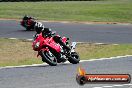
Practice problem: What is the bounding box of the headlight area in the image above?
[34,41,40,49]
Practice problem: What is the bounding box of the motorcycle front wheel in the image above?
[68,52,80,64]
[40,50,57,66]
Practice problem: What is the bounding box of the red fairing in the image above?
[27,19,32,26]
[32,33,44,51]
[32,33,61,53]
[20,19,33,27]
[62,37,67,43]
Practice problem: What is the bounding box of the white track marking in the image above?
[8,38,119,45]
[93,84,132,88]
[103,86,113,87]
[27,39,33,41]
[123,84,132,86]
[80,55,132,62]
[0,55,132,69]
[95,43,106,45]
[0,63,48,69]
[9,38,17,40]
[113,85,124,87]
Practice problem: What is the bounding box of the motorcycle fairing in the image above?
[33,33,61,53]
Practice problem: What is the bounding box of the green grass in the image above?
[0,38,42,67]
[0,38,132,67]
[0,0,132,23]
[76,43,132,59]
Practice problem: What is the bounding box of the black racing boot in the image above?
[59,40,71,51]
[53,36,71,51]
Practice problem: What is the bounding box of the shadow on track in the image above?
[17,30,35,32]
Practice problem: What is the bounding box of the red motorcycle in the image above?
[20,16,35,31]
[32,32,80,66]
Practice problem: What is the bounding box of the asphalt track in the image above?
[0,20,132,88]
[0,57,132,88]
[0,20,132,43]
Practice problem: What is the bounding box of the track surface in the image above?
[0,57,132,88]
[0,20,132,43]
[0,20,132,88]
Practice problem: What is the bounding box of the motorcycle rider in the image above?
[41,28,71,51]
[23,15,33,21]
[21,15,35,30]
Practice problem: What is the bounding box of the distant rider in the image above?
[22,15,35,30]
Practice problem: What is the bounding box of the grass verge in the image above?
[0,38,132,67]
[0,0,132,23]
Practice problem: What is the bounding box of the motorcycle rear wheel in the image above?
[68,52,80,64]
[40,50,57,66]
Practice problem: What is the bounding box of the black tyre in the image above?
[68,52,80,64]
[40,50,57,66]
